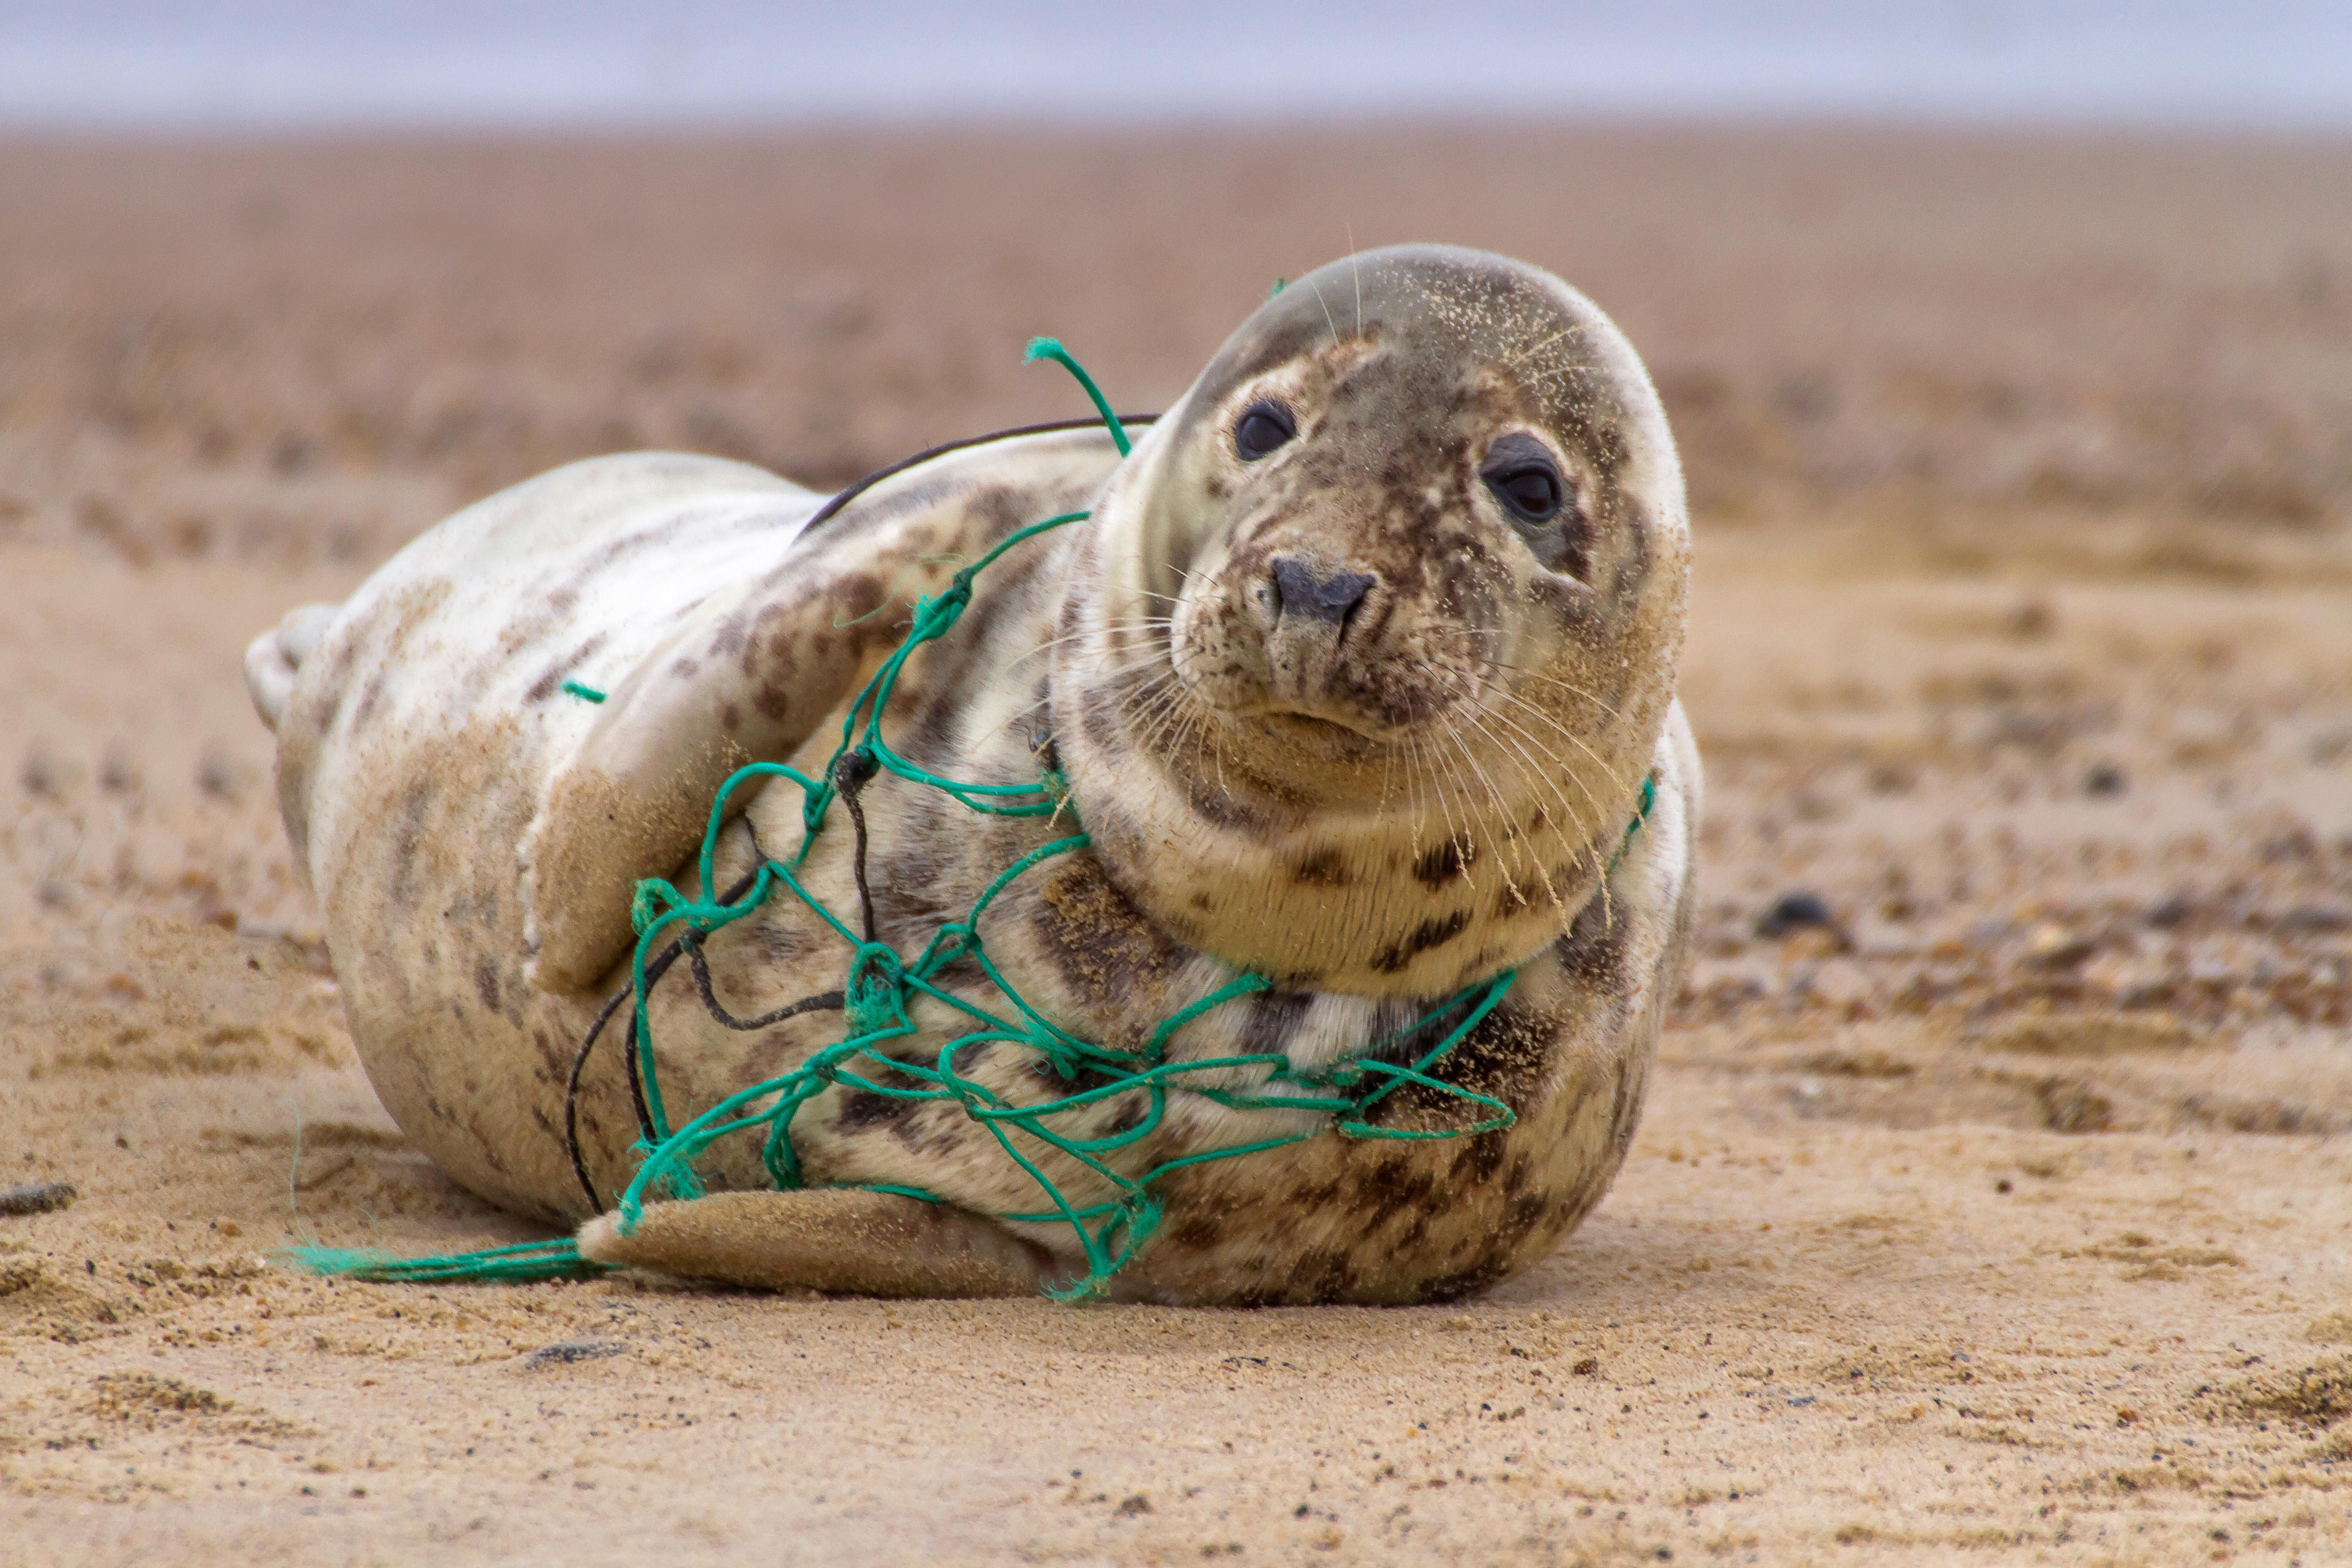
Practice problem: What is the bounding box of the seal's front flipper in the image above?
[575,1191,1053,1298]
[517,430,1124,995]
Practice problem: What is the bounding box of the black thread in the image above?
[799,414,1159,542]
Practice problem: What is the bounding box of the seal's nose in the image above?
[1269,558,1375,632]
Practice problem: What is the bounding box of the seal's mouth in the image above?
[1167,636,1464,756]
[1257,705,1388,743]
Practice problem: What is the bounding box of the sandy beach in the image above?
[3,126,2350,1564]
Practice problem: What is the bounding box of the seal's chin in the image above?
[1169,661,1456,799]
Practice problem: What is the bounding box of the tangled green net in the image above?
[289,339,1647,1298]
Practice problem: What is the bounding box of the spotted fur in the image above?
[250,246,1699,1304]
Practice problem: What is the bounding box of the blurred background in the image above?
[7,0,2352,128]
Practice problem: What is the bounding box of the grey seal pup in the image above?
[247,244,1699,1304]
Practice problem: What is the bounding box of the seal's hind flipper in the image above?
[244,603,340,732]
[575,1191,1050,1298]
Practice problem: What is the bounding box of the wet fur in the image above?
[252,246,1700,1305]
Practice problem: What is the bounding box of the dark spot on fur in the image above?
[708,611,750,660]
[1239,990,1313,1058]
[472,956,500,1014]
[837,572,887,626]
[1081,684,1122,751]
[1556,892,1629,987]
[1182,773,1267,833]
[1289,846,1350,887]
[1167,1214,1224,1251]
[1351,1152,1438,1226]
[524,632,610,704]
[1449,1134,1508,1186]
[1416,1254,1513,1305]
[351,670,387,730]
[1606,1061,1643,1158]
[1036,857,1185,1016]
[1370,909,1472,973]
[386,780,434,911]
[838,1088,918,1132]
[1357,995,1558,1128]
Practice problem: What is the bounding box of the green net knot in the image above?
[630,877,682,936]
[844,942,910,1038]
[627,1136,708,1202]
[908,582,972,639]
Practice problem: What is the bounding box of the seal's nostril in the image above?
[1269,559,1376,628]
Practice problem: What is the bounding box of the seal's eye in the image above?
[1233,400,1297,461]
[1482,434,1563,524]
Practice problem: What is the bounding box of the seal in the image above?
[247,245,1700,1305]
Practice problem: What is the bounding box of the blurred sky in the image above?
[2,0,2348,131]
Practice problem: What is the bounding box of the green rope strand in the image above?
[1023,338,1131,456]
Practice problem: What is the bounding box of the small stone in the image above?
[2004,598,2055,639]
[522,1339,629,1369]
[196,747,250,802]
[99,751,142,794]
[2083,764,2127,797]
[1116,1494,1152,1516]
[1865,761,1915,795]
[2146,895,2194,929]
[1975,1015,2193,1056]
[20,746,76,799]
[2027,923,2095,970]
[1756,892,1836,940]
[2035,1077,2115,1135]
[0,1180,78,1217]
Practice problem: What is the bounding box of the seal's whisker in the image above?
[1459,696,1591,838]
[1473,701,1599,851]
[1487,686,1623,804]
[1006,620,1174,671]
[1416,722,1483,892]
[1452,711,1550,896]
[1441,636,1629,723]
[1308,276,1342,348]
[1455,712,1568,909]
[1132,684,1198,760]
[1435,713,1525,903]
[1468,653,1627,720]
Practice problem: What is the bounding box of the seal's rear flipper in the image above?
[575,1191,1052,1298]
[244,603,341,733]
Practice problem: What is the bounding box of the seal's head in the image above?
[1053,245,1688,997]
